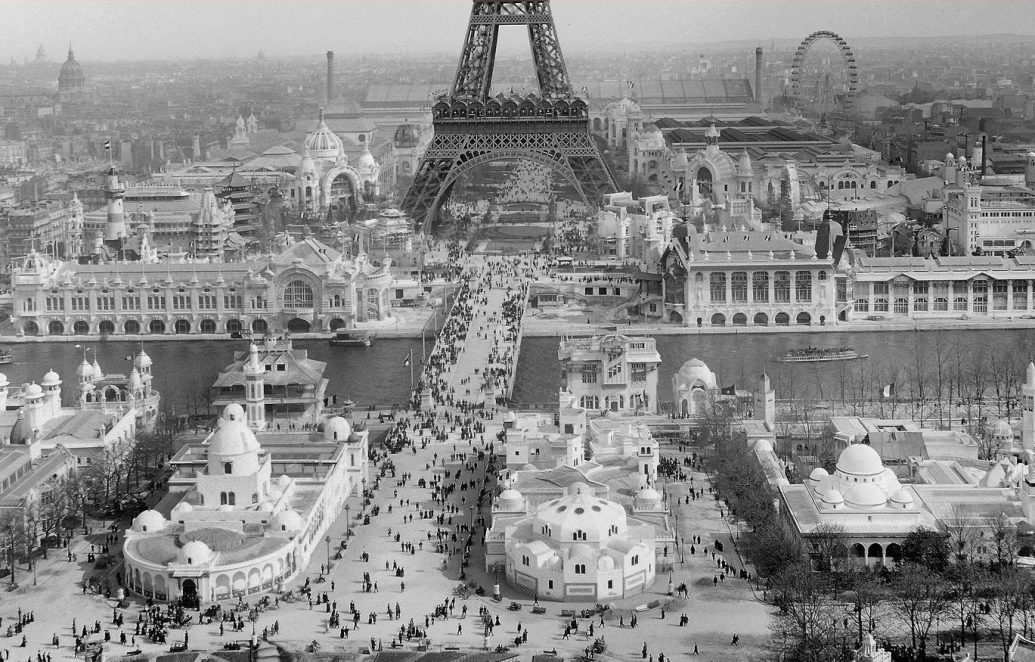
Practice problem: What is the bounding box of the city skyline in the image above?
[3,0,1035,62]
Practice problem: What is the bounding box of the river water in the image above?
[7,329,1035,416]
[512,329,1035,406]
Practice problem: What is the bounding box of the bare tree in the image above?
[891,564,950,654]
[770,561,841,662]
[809,522,848,573]
[944,505,979,566]
[988,568,1031,662]
[986,511,1018,571]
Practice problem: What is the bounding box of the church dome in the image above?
[673,358,717,390]
[305,114,344,161]
[207,404,260,457]
[132,510,166,533]
[836,444,884,477]
[272,509,304,533]
[177,540,214,565]
[41,369,60,387]
[324,416,352,442]
[394,123,420,148]
[58,48,85,92]
[843,483,887,508]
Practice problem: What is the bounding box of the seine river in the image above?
[6,328,1035,415]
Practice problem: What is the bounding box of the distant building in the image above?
[57,46,85,103]
[557,334,661,414]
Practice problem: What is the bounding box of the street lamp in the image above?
[325,535,331,574]
[345,505,351,536]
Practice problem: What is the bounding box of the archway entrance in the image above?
[180,578,199,609]
[124,320,140,334]
[329,317,347,331]
[696,168,714,198]
[252,319,268,335]
[287,317,311,333]
[99,320,115,335]
[149,319,166,334]
[328,171,361,222]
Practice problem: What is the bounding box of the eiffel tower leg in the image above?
[526,6,571,98]
[401,151,454,232]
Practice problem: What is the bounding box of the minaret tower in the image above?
[1022,362,1035,452]
[104,167,127,241]
[244,343,267,431]
[755,371,776,428]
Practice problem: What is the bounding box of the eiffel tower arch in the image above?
[402,0,618,234]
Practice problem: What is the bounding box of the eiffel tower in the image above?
[402,0,617,233]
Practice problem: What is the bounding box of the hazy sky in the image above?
[4,0,1035,62]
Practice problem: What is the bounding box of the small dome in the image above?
[809,467,830,482]
[272,509,304,533]
[498,488,523,504]
[394,123,420,148]
[177,540,214,565]
[172,502,193,514]
[820,489,844,505]
[207,404,260,456]
[76,360,93,378]
[128,368,142,391]
[134,350,152,370]
[357,147,376,170]
[23,383,43,398]
[324,416,352,442]
[569,543,595,560]
[597,555,616,571]
[41,369,60,386]
[305,114,344,161]
[843,483,887,508]
[132,510,166,533]
[836,444,884,477]
[890,488,914,505]
[91,360,103,380]
[637,486,661,500]
[754,438,773,453]
[504,411,517,423]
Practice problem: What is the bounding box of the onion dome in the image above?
[91,360,103,381]
[132,510,166,533]
[304,111,344,161]
[356,145,376,171]
[23,382,43,399]
[134,349,152,370]
[58,47,85,92]
[324,416,352,442]
[128,368,142,391]
[41,369,61,387]
[177,540,214,565]
[836,444,884,477]
[272,510,303,533]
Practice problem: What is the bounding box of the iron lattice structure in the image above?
[402,0,617,233]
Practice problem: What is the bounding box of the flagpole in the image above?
[409,348,414,392]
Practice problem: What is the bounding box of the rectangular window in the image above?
[1014,281,1028,310]
[46,296,64,311]
[973,281,988,313]
[774,272,791,303]
[631,363,649,383]
[172,295,190,310]
[607,580,613,589]
[730,272,747,303]
[581,366,597,384]
[607,364,622,379]
[71,296,89,311]
[96,296,114,311]
[836,279,847,303]
[992,280,1008,311]
[855,298,869,312]
[709,273,726,304]
[224,294,242,309]
[873,282,889,296]
[584,287,593,296]
[598,287,607,296]
[121,296,139,310]
[874,298,888,312]
[752,272,769,303]
[198,294,216,310]
[147,295,165,311]
[795,271,812,303]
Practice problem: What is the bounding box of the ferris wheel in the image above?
[790,30,859,114]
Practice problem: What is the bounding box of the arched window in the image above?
[220,492,228,505]
[224,462,232,474]
[227,492,236,506]
[283,280,314,308]
[251,493,258,504]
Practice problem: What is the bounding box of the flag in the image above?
[104,140,111,150]
[402,352,410,367]
[721,385,736,395]
[881,383,896,399]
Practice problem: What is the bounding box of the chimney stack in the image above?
[755,47,764,110]
[326,51,335,104]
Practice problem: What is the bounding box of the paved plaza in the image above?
[1,256,774,662]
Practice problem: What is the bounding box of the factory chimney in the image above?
[326,51,335,104]
[755,47,764,110]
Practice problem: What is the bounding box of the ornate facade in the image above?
[10,235,394,338]
[123,406,368,605]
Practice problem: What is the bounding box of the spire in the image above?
[1027,361,1035,387]
[68,42,74,60]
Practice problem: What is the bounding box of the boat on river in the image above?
[0,349,12,364]
[774,346,866,363]
[328,330,372,347]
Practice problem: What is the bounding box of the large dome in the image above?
[843,483,887,508]
[534,491,627,543]
[394,123,420,148]
[58,48,85,92]
[305,113,344,161]
[836,444,884,477]
[207,404,260,457]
